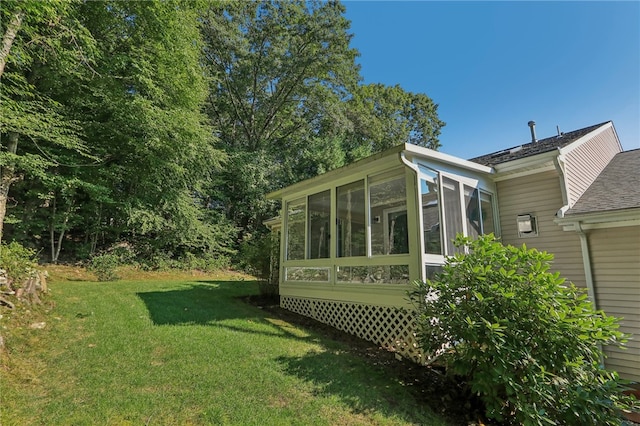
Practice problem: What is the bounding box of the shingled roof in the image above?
[565,149,640,216]
[469,122,610,166]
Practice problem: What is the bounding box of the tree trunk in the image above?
[54,223,67,263]
[90,204,102,255]
[0,8,24,79]
[49,196,72,264]
[0,132,20,244]
[50,197,56,261]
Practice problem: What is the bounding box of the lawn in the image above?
[0,272,453,425]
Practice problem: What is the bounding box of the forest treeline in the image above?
[0,0,445,269]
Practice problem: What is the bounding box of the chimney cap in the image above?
[528,120,536,127]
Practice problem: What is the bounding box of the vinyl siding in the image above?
[564,126,621,207]
[496,170,586,287]
[589,225,640,382]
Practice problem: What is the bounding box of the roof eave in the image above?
[491,150,559,179]
[267,143,498,200]
[267,144,406,200]
[479,121,614,177]
[557,121,618,156]
[263,216,282,228]
[555,207,640,231]
[403,143,494,174]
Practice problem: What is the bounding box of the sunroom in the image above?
[267,143,496,360]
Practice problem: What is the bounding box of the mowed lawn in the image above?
[1,275,450,425]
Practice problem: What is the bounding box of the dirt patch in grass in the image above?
[244,294,490,426]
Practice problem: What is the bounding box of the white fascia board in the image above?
[268,143,494,201]
[555,208,640,231]
[492,163,558,182]
[267,145,405,200]
[493,122,616,186]
[402,143,494,174]
[491,150,558,180]
[557,121,619,156]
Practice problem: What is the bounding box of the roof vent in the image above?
[509,146,523,154]
[528,120,537,143]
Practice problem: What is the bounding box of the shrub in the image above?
[137,252,229,272]
[238,233,279,298]
[0,241,38,288]
[88,253,121,281]
[177,252,230,272]
[409,234,637,425]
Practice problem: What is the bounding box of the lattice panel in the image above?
[281,296,425,364]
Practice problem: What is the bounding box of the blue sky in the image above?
[343,1,640,159]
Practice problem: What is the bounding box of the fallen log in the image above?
[0,295,14,309]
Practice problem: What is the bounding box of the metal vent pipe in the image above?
[528,120,537,143]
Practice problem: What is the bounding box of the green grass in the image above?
[1,276,451,425]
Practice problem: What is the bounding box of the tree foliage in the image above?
[2,1,234,263]
[200,1,444,243]
[72,0,231,260]
[345,83,444,158]
[201,0,360,238]
[0,0,93,243]
[1,0,445,266]
[409,235,636,425]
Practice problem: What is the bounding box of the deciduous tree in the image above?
[345,83,444,160]
[0,0,93,244]
[201,0,359,238]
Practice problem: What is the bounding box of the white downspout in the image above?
[554,151,596,307]
[554,151,570,207]
[554,153,603,366]
[400,151,421,176]
[575,221,597,310]
[574,220,606,367]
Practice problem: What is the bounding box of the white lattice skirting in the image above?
[280,296,425,363]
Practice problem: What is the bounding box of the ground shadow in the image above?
[137,281,254,325]
[258,303,487,425]
[275,349,473,425]
[137,281,485,424]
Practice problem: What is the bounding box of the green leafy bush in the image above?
[88,253,121,282]
[237,232,279,298]
[0,241,38,288]
[139,252,229,272]
[409,234,636,425]
[176,252,230,272]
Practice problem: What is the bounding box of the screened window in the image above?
[369,173,408,255]
[425,264,443,281]
[308,190,331,259]
[337,265,409,284]
[465,186,482,240]
[421,173,442,255]
[420,167,496,257]
[465,186,496,238]
[286,198,306,260]
[442,176,464,255]
[337,180,366,257]
[480,192,495,235]
[285,267,330,282]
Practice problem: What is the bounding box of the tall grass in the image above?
[1,276,449,425]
